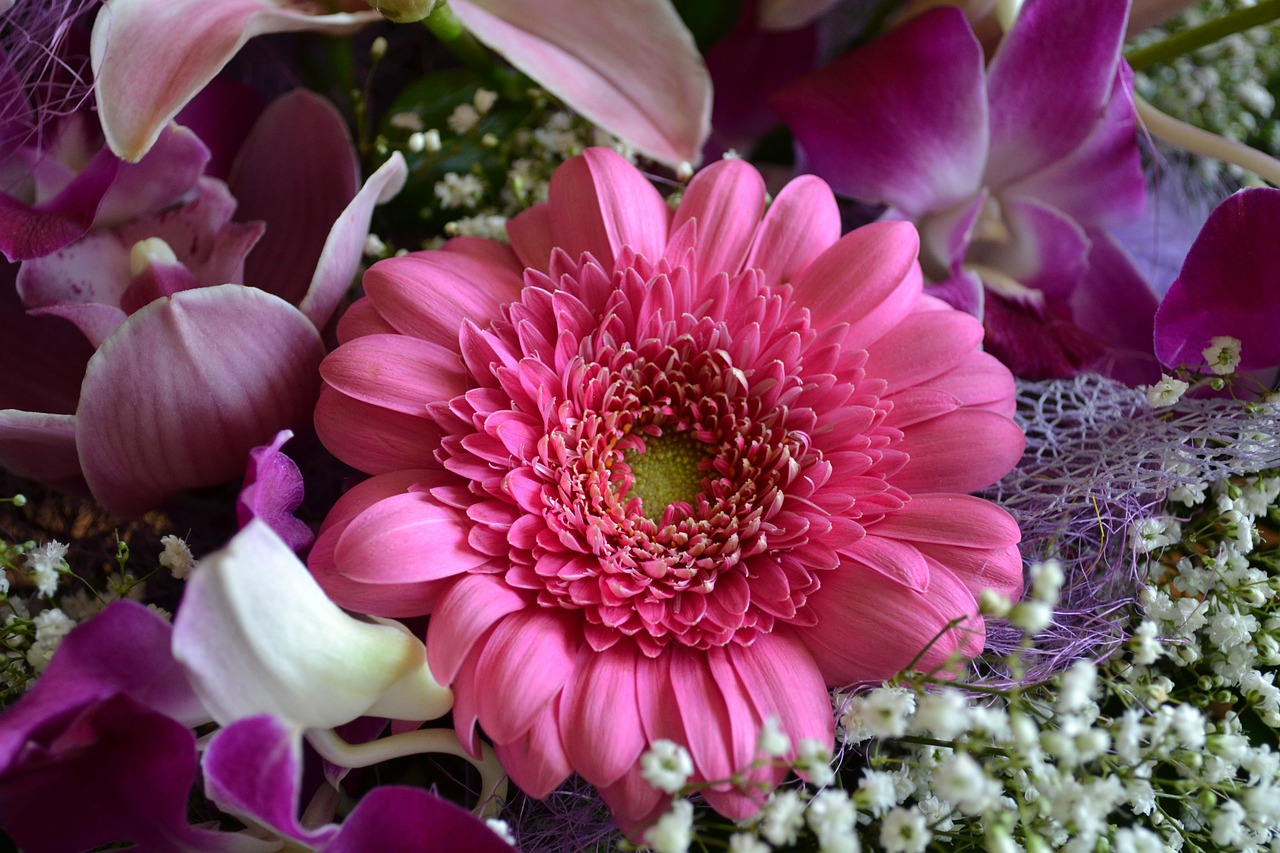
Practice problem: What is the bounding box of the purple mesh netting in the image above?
[0,1,99,152]
[978,375,1280,684]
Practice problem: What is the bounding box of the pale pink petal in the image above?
[790,220,922,339]
[558,643,646,787]
[670,158,766,281]
[77,286,325,517]
[451,0,710,167]
[545,147,671,268]
[427,574,530,684]
[893,410,1025,494]
[473,608,580,744]
[314,385,448,475]
[90,0,379,161]
[363,248,524,350]
[320,334,468,415]
[228,90,359,310]
[742,175,841,288]
[804,561,986,685]
[334,491,486,585]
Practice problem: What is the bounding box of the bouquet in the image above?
[0,0,1278,850]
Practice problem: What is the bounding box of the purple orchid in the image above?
[238,429,314,553]
[773,0,1161,383]
[0,89,407,517]
[91,0,711,168]
[0,599,512,852]
[1154,187,1280,374]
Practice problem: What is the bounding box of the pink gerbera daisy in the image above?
[309,148,1025,825]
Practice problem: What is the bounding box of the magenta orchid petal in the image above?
[451,0,710,167]
[1072,229,1161,384]
[545,146,671,268]
[1000,64,1146,227]
[90,0,379,161]
[1155,187,1280,372]
[324,786,516,853]
[228,91,357,312]
[77,286,325,517]
[237,429,314,553]
[96,123,211,227]
[984,0,1131,187]
[202,715,337,849]
[773,6,988,216]
[0,694,273,853]
[0,148,116,261]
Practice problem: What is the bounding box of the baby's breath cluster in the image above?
[630,469,1280,851]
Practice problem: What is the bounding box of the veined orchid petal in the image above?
[451,0,711,167]
[90,0,380,161]
[172,520,453,730]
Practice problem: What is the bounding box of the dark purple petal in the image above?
[203,715,338,849]
[324,786,514,853]
[175,77,266,182]
[230,90,359,310]
[773,6,987,216]
[0,694,261,853]
[985,0,1130,187]
[982,290,1104,380]
[0,266,91,413]
[1071,228,1161,384]
[1155,187,1280,371]
[0,601,205,773]
[237,429,314,553]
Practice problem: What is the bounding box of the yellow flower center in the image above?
[623,432,708,522]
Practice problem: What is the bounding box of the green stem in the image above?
[1124,0,1280,70]
[422,3,520,96]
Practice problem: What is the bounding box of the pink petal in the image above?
[545,147,671,269]
[452,0,710,167]
[558,643,646,787]
[917,543,1024,604]
[894,409,1024,494]
[867,308,985,392]
[493,699,573,799]
[363,249,524,350]
[726,630,832,752]
[869,494,1022,550]
[321,334,468,416]
[506,203,555,272]
[228,90,359,311]
[314,384,448,476]
[839,535,930,591]
[335,296,397,343]
[773,6,988,216]
[742,175,841,288]
[669,647,736,782]
[334,491,486,585]
[77,286,325,517]
[473,608,580,744]
[427,574,529,684]
[95,123,212,228]
[90,0,379,161]
[670,158,766,281]
[790,220,922,341]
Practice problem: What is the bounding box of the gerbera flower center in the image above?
[622,431,709,523]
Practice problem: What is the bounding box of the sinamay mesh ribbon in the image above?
[981,374,1280,681]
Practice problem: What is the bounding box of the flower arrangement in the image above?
[0,0,1278,851]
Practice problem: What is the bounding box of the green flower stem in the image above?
[1136,97,1280,186]
[1125,0,1280,70]
[423,3,520,96]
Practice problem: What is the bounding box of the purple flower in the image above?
[773,0,1161,383]
[0,88,407,517]
[1154,187,1280,375]
[237,429,314,553]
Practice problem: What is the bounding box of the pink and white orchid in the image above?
[0,90,406,517]
[91,0,711,168]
